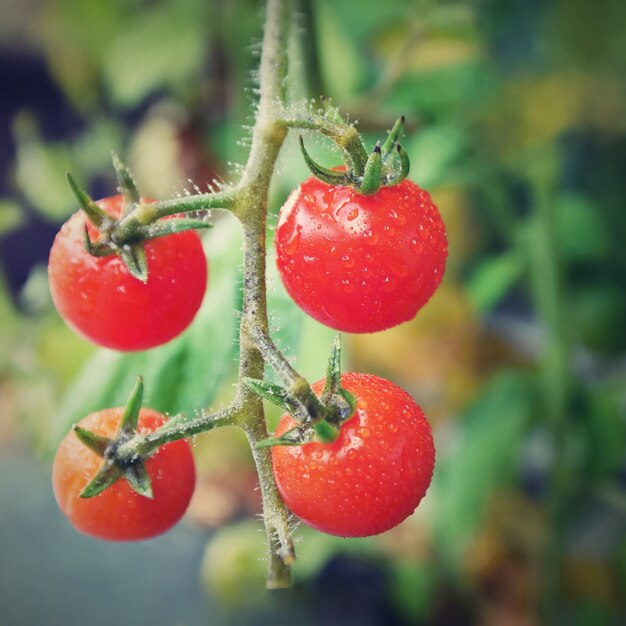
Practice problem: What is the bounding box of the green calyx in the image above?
[299,114,410,195]
[246,335,356,448]
[75,376,154,499]
[68,153,213,283]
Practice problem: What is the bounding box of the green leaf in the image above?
[315,0,367,101]
[431,371,532,566]
[466,250,525,313]
[404,124,466,188]
[0,200,25,236]
[102,0,210,107]
[13,115,75,221]
[555,193,609,262]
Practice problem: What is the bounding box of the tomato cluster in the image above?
[49,170,441,545]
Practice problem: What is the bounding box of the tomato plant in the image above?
[48,195,207,351]
[274,177,447,333]
[271,372,435,537]
[52,406,196,541]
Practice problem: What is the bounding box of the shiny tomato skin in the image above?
[274,177,447,333]
[271,373,435,537]
[52,408,196,541]
[48,195,207,351]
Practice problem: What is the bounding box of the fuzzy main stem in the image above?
[230,0,295,588]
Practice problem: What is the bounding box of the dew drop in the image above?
[341,255,355,268]
[347,208,359,221]
[283,225,301,255]
[341,279,355,294]
[382,276,395,293]
[363,230,379,246]
[410,239,423,254]
[383,224,395,238]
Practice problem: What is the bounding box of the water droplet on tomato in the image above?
[341,255,355,268]
[382,276,395,293]
[283,225,301,255]
[341,280,355,294]
[410,238,423,254]
[363,230,379,246]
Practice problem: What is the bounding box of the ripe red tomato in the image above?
[52,407,196,541]
[48,195,207,351]
[271,373,435,537]
[274,177,447,333]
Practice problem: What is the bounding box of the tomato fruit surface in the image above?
[271,373,435,537]
[274,177,447,333]
[48,195,207,351]
[52,407,196,541]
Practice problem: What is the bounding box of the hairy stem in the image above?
[229,0,296,588]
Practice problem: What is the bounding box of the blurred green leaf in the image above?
[0,200,25,236]
[555,193,609,262]
[569,284,626,354]
[102,0,210,108]
[432,371,532,565]
[386,60,494,118]
[466,249,525,314]
[387,560,435,622]
[315,0,367,100]
[405,124,466,187]
[52,218,242,444]
[13,115,74,221]
[585,376,626,479]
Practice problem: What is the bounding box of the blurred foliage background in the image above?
[1,0,625,624]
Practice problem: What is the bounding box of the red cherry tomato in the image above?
[48,195,207,351]
[52,407,196,541]
[274,177,447,333]
[271,373,435,537]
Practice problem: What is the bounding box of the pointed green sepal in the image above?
[313,419,340,444]
[381,116,406,158]
[120,244,148,283]
[242,377,305,418]
[320,334,356,425]
[79,459,124,498]
[142,218,213,240]
[123,461,153,499]
[67,173,110,229]
[299,136,350,186]
[337,387,357,421]
[119,376,144,433]
[319,96,346,124]
[111,151,140,210]
[82,224,114,258]
[358,143,382,196]
[384,144,410,186]
[73,425,112,457]
[321,334,343,403]
[255,424,315,449]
